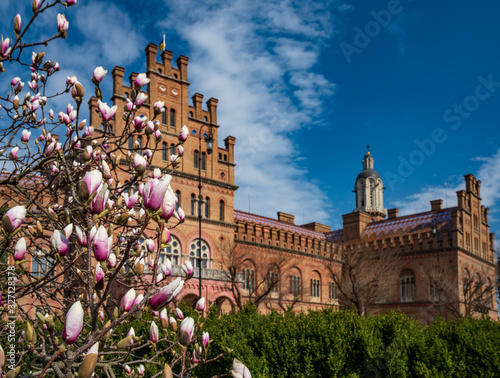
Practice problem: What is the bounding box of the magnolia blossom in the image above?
[93,66,107,83]
[160,308,169,328]
[8,147,18,160]
[144,149,152,159]
[134,73,150,88]
[107,252,117,268]
[154,101,165,114]
[57,14,69,35]
[196,297,205,311]
[14,14,22,35]
[143,175,172,211]
[169,317,177,331]
[133,153,147,176]
[179,125,189,142]
[122,192,138,209]
[134,92,148,107]
[160,186,176,221]
[179,317,195,346]
[64,301,83,344]
[14,237,26,260]
[160,259,172,277]
[182,260,194,278]
[137,365,145,376]
[178,145,184,156]
[231,359,252,378]
[92,225,110,261]
[149,277,184,311]
[97,100,117,121]
[145,238,155,253]
[150,321,159,343]
[124,365,132,374]
[75,225,87,246]
[11,77,20,86]
[175,207,186,222]
[175,308,184,320]
[202,331,210,347]
[21,130,31,142]
[44,140,56,157]
[95,264,104,283]
[51,230,69,256]
[89,183,109,214]
[1,37,11,58]
[121,288,136,312]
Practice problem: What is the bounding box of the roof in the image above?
[356,169,381,181]
[325,229,343,243]
[234,210,326,240]
[362,207,456,239]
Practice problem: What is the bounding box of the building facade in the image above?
[82,43,497,322]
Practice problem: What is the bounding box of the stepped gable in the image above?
[362,207,457,238]
[325,229,343,243]
[234,210,326,240]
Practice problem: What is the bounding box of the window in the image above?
[205,197,210,218]
[400,269,415,302]
[219,200,225,221]
[290,275,301,297]
[159,235,180,265]
[201,152,206,171]
[329,281,338,301]
[162,110,167,125]
[310,279,320,298]
[189,111,193,117]
[170,144,175,156]
[170,109,176,128]
[137,136,142,152]
[191,194,196,216]
[128,136,134,150]
[429,279,441,301]
[242,268,255,291]
[32,253,54,278]
[429,267,443,302]
[267,270,279,293]
[194,150,199,169]
[175,191,181,211]
[189,239,209,268]
[162,142,167,161]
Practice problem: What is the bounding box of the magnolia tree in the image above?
[0,1,251,377]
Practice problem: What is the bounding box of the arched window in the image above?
[190,194,196,216]
[329,280,338,301]
[128,136,134,150]
[289,268,301,297]
[242,268,255,291]
[266,266,280,293]
[159,235,181,265]
[32,252,54,278]
[194,150,199,169]
[162,142,167,161]
[310,271,321,298]
[170,109,176,128]
[219,200,225,221]
[170,144,175,158]
[175,190,181,211]
[201,152,206,171]
[400,269,415,302]
[205,197,210,218]
[189,239,209,268]
[162,110,167,125]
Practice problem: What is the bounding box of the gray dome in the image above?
[356,169,381,181]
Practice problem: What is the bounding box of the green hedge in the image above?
[197,305,500,378]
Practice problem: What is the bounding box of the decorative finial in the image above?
[366,144,370,151]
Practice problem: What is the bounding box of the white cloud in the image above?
[160,0,342,224]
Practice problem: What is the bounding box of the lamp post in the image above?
[196,124,213,300]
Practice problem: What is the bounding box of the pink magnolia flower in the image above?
[95,264,104,283]
[202,331,210,347]
[92,66,107,83]
[153,101,165,115]
[134,73,150,88]
[1,37,11,58]
[196,297,205,311]
[67,0,77,5]
[175,207,186,222]
[57,14,69,35]
[178,145,184,156]
[232,359,252,378]
[97,100,117,121]
[14,14,22,36]
[134,92,148,107]
[124,365,132,374]
[8,147,19,160]
[44,140,56,157]
[133,153,147,176]
[133,294,144,309]
[150,321,159,343]
[14,237,26,260]
[121,288,136,312]
[51,230,69,256]
[63,223,73,239]
[160,308,169,328]
[92,225,110,261]
[175,308,184,320]
[64,301,83,344]
[143,174,172,211]
[137,364,145,376]
[145,238,155,253]
[89,183,109,214]
[179,317,195,346]
[160,186,176,221]
[149,277,184,311]
[32,0,41,12]
[107,252,117,269]
[153,168,161,179]
[11,77,20,86]
[161,258,172,277]
[75,225,87,246]
[22,130,31,142]
[182,260,194,278]
[122,192,138,209]
[179,125,189,142]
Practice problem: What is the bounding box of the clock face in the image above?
[159,85,167,92]
[171,88,179,96]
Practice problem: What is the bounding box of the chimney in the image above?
[431,199,443,211]
[176,55,189,81]
[224,136,235,162]
[192,93,204,119]
[145,43,157,70]
[111,66,125,97]
[161,49,173,75]
[465,173,475,193]
[277,212,295,225]
[207,97,218,124]
[388,208,399,219]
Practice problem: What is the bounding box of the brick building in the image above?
[87,43,496,322]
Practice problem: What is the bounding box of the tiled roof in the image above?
[234,210,326,240]
[362,208,456,238]
[326,229,343,243]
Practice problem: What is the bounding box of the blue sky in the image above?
[1,0,499,247]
